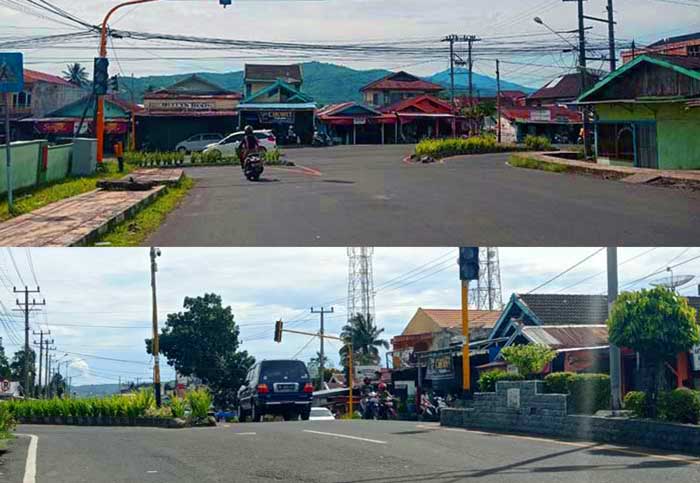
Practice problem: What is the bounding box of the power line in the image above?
[527,248,605,294]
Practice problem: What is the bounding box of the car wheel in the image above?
[300,408,310,421]
[258,146,267,153]
[251,404,263,423]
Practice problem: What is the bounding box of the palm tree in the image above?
[338,313,389,371]
[62,63,89,87]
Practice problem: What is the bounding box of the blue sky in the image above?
[1,0,699,88]
[0,247,698,387]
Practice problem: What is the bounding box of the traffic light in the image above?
[93,57,109,95]
[459,247,479,281]
[220,0,232,7]
[109,75,119,93]
[274,320,283,343]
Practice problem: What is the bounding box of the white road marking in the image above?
[234,432,257,436]
[303,429,386,445]
[15,433,38,483]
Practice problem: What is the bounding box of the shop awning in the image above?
[136,111,238,118]
[237,103,317,111]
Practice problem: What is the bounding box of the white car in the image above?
[175,133,224,154]
[202,129,277,158]
[308,407,335,421]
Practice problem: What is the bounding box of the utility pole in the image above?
[606,0,617,71]
[32,329,50,398]
[442,35,456,110]
[466,35,481,111]
[311,306,334,390]
[607,247,622,411]
[150,247,162,407]
[496,60,502,144]
[14,286,44,396]
[44,339,54,390]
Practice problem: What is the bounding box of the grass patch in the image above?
[93,176,194,246]
[508,155,570,173]
[0,161,135,222]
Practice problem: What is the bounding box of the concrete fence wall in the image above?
[0,140,75,196]
[441,380,700,455]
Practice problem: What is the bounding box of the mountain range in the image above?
[119,62,535,106]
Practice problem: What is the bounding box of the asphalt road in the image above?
[5,421,700,482]
[146,145,700,246]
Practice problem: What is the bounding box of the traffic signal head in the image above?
[274,320,283,343]
[93,57,109,95]
[109,75,119,93]
[220,0,232,6]
[459,247,479,281]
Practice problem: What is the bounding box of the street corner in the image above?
[0,434,32,483]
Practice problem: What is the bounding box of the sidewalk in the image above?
[0,169,182,247]
[523,152,700,185]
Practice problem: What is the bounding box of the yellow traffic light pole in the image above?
[275,324,354,417]
[461,280,470,394]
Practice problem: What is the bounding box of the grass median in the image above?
[0,161,135,222]
[508,154,570,173]
[93,176,194,247]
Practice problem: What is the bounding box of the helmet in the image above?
[378,382,386,391]
[244,125,254,135]
[363,377,371,385]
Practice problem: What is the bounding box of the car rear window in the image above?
[311,408,332,417]
[256,132,272,139]
[260,361,309,382]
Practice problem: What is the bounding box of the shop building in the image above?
[137,74,242,151]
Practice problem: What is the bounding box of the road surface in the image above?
[5,420,700,482]
[146,146,700,246]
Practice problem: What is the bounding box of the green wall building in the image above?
[578,54,700,170]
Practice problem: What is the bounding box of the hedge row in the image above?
[543,372,611,415]
[477,370,525,392]
[414,135,553,159]
[624,388,700,424]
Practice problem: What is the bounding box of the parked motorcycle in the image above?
[419,393,437,419]
[243,152,264,182]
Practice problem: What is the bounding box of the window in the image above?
[373,93,380,105]
[689,45,700,57]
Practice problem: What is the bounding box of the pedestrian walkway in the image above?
[0,169,182,247]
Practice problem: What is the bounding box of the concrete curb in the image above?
[69,186,167,247]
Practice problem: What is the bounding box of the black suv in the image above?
[237,359,313,422]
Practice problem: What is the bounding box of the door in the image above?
[635,123,658,169]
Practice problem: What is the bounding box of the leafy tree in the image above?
[608,287,699,417]
[308,351,334,386]
[49,372,66,398]
[0,340,10,379]
[339,313,389,375]
[62,63,89,87]
[146,293,254,408]
[10,349,36,395]
[500,344,556,379]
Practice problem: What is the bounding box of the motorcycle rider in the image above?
[236,125,260,171]
[377,382,395,419]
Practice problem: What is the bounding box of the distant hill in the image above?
[119,61,534,106]
[72,383,120,398]
[426,67,536,97]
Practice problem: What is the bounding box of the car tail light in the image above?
[268,134,276,142]
[256,384,269,394]
[303,383,314,393]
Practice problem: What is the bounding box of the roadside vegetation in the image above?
[0,160,134,221]
[124,148,284,167]
[2,388,213,426]
[93,176,194,246]
[508,155,570,173]
[414,134,553,159]
[0,401,15,447]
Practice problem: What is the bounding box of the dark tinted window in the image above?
[260,360,309,382]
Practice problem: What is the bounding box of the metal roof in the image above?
[521,324,608,350]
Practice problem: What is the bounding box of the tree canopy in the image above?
[500,344,556,378]
[10,349,36,392]
[62,63,89,87]
[146,293,254,408]
[339,313,389,368]
[0,341,10,379]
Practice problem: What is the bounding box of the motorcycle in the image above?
[312,132,333,147]
[243,152,264,182]
[433,396,448,416]
[419,394,437,419]
[362,391,380,420]
[378,397,397,420]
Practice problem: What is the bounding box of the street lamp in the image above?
[533,17,579,51]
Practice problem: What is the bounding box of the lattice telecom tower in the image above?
[347,247,375,323]
[470,247,504,311]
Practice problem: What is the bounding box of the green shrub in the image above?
[478,370,525,392]
[186,388,212,423]
[500,344,556,378]
[0,402,16,436]
[263,148,283,164]
[524,135,552,151]
[623,391,646,417]
[658,388,700,424]
[543,372,576,394]
[415,135,512,159]
[569,374,611,414]
[169,397,186,419]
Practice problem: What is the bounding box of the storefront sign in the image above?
[530,110,552,122]
[353,117,367,125]
[151,101,215,111]
[426,354,453,380]
[355,365,381,382]
[259,111,294,124]
[691,345,700,371]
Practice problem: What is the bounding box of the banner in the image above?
[258,111,295,124]
[426,354,453,380]
[691,345,700,371]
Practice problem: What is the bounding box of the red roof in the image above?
[361,71,443,92]
[381,94,453,114]
[528,72,600,102]
[24,69,73,87]
[502,105,582,123]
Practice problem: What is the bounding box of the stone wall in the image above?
[441,380,700,455]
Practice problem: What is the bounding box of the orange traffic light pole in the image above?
[96,0,159,164]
